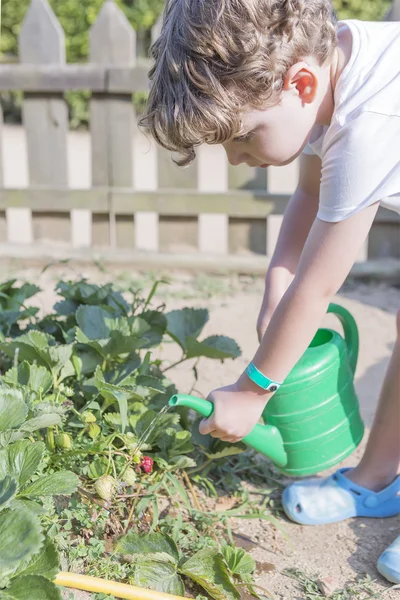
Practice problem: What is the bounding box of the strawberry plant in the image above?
[0,275,279,599]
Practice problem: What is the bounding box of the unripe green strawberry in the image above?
[95,475,116,501]
[46,428,55,452]
[88,423,101,439]
[132,451,143,465]
[55,433,72,450]
[81,411,96,424]
[121,467,137,486]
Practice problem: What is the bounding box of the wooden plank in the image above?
[0,213,7,243]
[18,0,68,243]
[32,212,70,243]
[90,0,136,248]
[197,145,228,253]
[267,160,299,194]
[0,64,106,92]
[228,164,267,190]
[0,188,109,211]
[390,0,400,19]
[229,218,267,255]
[19,0,68,187]
[107,63,149,93]
[198,214,228,254]
[135,213,159,251]
[159,216,198,253]
[133,126,158,251]
[71,209,92,247]
[157,150,198,189]
[6,208,33,244]
[369,222,400,259]
[0,104,3,186]
[116,215,135,248]
[266,214,283,257]
[92,213,110,247]
[112,189,289,216]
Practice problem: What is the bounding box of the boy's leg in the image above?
[346,308,400,491]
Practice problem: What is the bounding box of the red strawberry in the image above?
[140,456,154,474]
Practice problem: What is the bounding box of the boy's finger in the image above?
[199,417,215,436]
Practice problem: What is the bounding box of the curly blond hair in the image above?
[139,0,337,166]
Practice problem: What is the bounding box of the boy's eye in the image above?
[233,130,254,143]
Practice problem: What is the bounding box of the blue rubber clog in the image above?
[377,536,400,584]
[282,468,400,526]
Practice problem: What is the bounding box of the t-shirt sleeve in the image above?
[317,111,400,222]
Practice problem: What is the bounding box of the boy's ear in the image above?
[284,62,317,104]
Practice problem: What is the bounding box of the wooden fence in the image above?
[0,0,399,264]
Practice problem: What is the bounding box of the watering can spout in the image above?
[168,394,287,468]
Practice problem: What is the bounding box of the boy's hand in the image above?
[199,375,268,443]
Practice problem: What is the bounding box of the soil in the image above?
[4,259,398,599]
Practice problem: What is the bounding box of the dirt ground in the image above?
[4,259,399,599]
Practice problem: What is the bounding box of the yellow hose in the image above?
[55,572,185,600]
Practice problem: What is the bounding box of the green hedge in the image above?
[0,0,393,127]
[333,0,391,20]
[1,0,164,62]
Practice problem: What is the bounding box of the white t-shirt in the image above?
[303,19,400,222]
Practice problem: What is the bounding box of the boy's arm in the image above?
[200,200,379,440]
[258,154,322,340]
[253,201,379,383]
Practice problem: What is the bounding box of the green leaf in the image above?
[88,457,108,480]
[180,549,240,600]
[0,332,73,377]
[18,414,63,434]
[186,335,241,360]
[15,538,60,580]
[204,445,245,460]
[164,473,191,512]
[140,311,168,348]
[2,441,45,487]
[0,509,43,576]
[157,429,194,458]
[9,500,46,516]
[221,546,255,576]
[0,477,18,510]
[76,305,116,340]
[167,456,197,470]
[135,375,166,394]
[0,575,62,600]
[53,298,79,317]
[133,410,159,444]
[71,347,102,377]
[0,389,28,432]
[166,308,209,350]
[116,532,180,564]
[21,472,79,497]
[4,363,53,395]
[94,367,129,433]
[130,558,184,596]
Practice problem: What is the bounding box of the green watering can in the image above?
[168,303,364,477]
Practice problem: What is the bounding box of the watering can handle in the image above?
[327,303,359,374]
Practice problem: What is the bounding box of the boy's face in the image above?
[222,60,328,168]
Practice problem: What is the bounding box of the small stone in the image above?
[318,576,338,597]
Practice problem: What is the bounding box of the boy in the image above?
[140,0,400,583]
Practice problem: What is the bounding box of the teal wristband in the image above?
[245,362,282,392]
